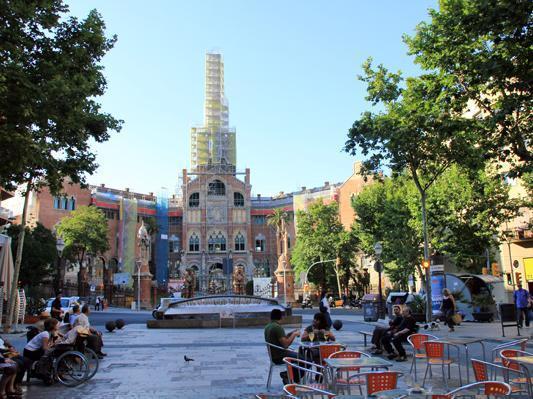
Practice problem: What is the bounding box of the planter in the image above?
[412,313,426,323]
[472,311,493,322]
[23,315,40,324]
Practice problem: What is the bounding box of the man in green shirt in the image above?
[264,309,301,384]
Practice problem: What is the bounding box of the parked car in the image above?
[44,296,82,317]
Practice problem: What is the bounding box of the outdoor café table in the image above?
[512,355,533,366]
[324,357,393,392]
[438,337,487,383]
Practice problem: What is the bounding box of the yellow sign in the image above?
[524,258,533,282]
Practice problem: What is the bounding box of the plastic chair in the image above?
[283,357,329,391]
[283,384,335,398]
[422,341,462,389]
[347,371,402,396]
[491,338,528,364]
[407,333,437,381]
[500,349,533,396]
[266,342,293,390]
[447,381,512,397]
[471,358,527,395]
[318,343,345,366]
[327,350,370,395]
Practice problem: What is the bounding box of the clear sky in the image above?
[66,0,437,196]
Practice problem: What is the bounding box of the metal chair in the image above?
[327,350,370,395]
[347,371,402,396]
[266,342,294,390]
[500,349,533,396]
[407,333,437,381]
[283,384,335,398]
[491,338,528,365]
[446,381,512,397]
[471,358,528,395]
[317,343,345,366]
[283,357,329,391]
[422,341,462,389]
[256,394,297,399]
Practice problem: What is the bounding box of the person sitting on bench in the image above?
[370,305,403,354]
[381,307,417,362]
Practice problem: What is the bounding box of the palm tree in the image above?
[267,208,288,256]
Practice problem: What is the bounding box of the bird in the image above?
[184,355,194,363]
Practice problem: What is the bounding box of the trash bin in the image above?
[362,293,381,322]
[386,292,415,319]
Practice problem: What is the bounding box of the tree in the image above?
[56,206,110,294]
[267,208,289,256]
[345,62,481,321]
[291,201,358,297]
[6,223,56,289]
[0,1,121,331]
[405,0,532,177]
[352,175,421,289]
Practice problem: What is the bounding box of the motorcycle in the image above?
[349,298,362,309]
[301,297,313,309]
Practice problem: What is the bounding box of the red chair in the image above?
[318,344,345,366]
[347,371,403,396]
[500,349,533,395]
[446,381,511,397]
[471,358,527,395]
[491,338,528,364]
[283,357,329,391]
[328,350,369,395]
[283,384,335,398]
[422,341,462,389]
[407,333,437,381]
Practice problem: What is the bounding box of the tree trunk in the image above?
[334,266,342,299]
[420,191,432,323]
[4,181,31,332]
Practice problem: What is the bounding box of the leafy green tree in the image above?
[291,201,359,296]
[56,206,110,294]
[405,0,532,176]
[345,61,481,320]
[267,208,290,256]
[0,1,121,330]
[6,223,57,289]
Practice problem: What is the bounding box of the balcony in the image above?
[510,227,533,247]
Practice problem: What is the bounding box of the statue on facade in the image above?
[232,266,246,295]
[137,221,151,263]
[183,269,196,298]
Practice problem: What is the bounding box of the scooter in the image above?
[301,297,313,309]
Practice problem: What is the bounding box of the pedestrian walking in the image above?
[319,291,332,329]
[514,283,530,328]
[95,296,101,311]
[441,288,457,332]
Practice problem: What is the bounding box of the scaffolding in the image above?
[191,52,236,172]
[155,188,169,286]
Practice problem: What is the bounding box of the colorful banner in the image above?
[119,198,138,287]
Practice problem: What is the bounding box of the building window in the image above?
[255,235,266,252]
[234,232,245,251]
[53,197,61,209]
[208,231,226,252]
[234,192,244,207]
[61,197,68,210]
[169,236,180,253]
[288,235,291,249]
[252,215,266,225]
[53,196,75,210]
[208,180,225,196]
[188,193,200,207]
[68,197,76,210]
[169,216,182,225]
[188,233,200,252]
[103,209,116,220]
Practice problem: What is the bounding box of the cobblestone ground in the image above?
[21,318,533,399]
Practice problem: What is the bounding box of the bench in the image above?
[358,330,373,347]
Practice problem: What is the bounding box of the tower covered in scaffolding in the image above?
[190,52,236,173]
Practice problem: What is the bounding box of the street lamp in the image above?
[56,237,65,292]
[373,242,384,319]
[504,224,516,291]
[135,259,142,311]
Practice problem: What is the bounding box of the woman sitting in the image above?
[23,318,59,363]
[0,353,19,399]
[302,312,336,342]
[0,337,25,396]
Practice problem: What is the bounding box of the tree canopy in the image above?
[405,0,532,176]
[0,0,122,193]
[6,222,57,288]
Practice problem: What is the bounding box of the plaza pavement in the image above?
[16,313,533,398]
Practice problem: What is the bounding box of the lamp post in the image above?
[135,259,142,311]
[504,224,516,291]
[56,237,65,292]
[373,242,384,319]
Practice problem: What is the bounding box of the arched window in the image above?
[68,196,76,210]
[234,232,245,251]
[255,234,266,252]
[287,235,291,249]
[233,192,244,207]
[188,233,200,252]
[188,192,200,207]
[208,180,225,196]
[61,197,68,209]
[208,231,226,252]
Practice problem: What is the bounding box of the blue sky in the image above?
[67,0,437,196]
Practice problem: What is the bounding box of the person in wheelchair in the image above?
[73,305,106,358]
[23,318,59,363]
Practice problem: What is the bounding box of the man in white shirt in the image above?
[69,305,81,326]
[74,305,106,358]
